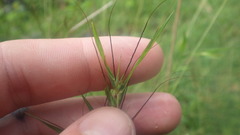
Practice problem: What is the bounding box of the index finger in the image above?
[0,37,163,116]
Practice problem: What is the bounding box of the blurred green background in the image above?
[0,0,239,134]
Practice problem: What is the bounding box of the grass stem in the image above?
[165,0,182,90]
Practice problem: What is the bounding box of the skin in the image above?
[0,37,181,135]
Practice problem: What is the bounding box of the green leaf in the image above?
[91,22,116,86]
[25,112,64,133]
[81,95,94,111]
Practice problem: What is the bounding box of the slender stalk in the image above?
[165,0,182,90]
[186,0,207,38]
[172,0,228,93]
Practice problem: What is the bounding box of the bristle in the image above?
[123,0,169,79]
[132,77,178,120]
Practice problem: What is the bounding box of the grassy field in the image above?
[1,0,239,134]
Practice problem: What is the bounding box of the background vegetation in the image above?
[0,0,239,134]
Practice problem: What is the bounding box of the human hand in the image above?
[0,37,181,135]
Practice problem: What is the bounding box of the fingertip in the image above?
[154,93,181,133]
[130,37,164,84]
[60,107,136,135]
[126,92,181,135]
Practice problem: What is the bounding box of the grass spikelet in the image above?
[83,0,173,109]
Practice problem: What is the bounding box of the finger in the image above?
[0,92,181,135]
[60,107,135,135]
[0,37,163,116]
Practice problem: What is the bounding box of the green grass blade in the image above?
[81,95,94,111]
[91,22,116,85]
[25,112,64,133]
[75,2,109,84]
[124,11,174,84]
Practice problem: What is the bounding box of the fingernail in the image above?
[79,107,135,135]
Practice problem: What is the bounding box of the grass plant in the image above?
[1,0,239,134]
[8,0,174,133]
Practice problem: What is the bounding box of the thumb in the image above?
[60,107,136,135]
